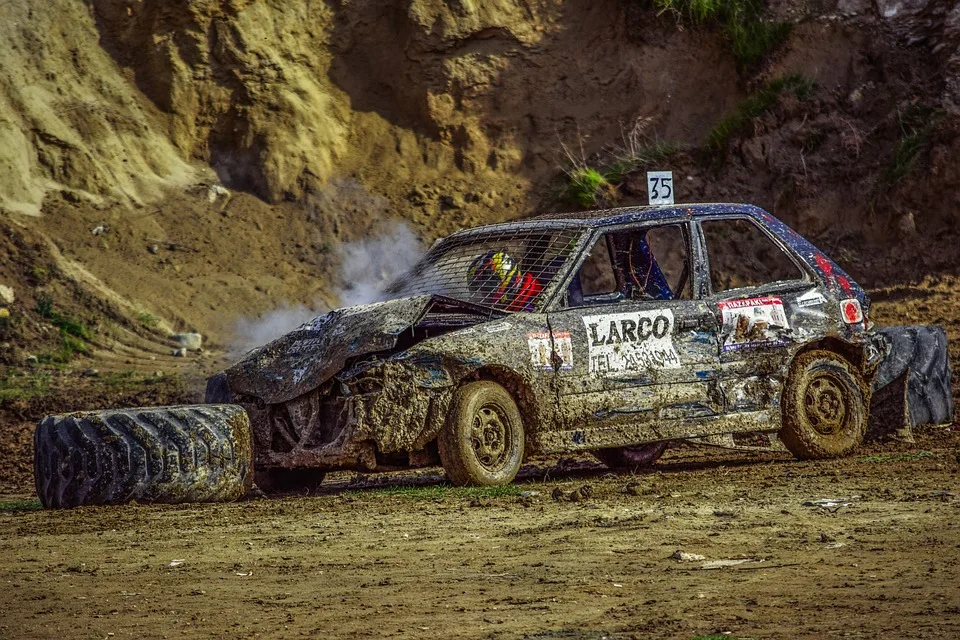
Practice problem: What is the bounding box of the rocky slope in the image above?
[0,0,958,358]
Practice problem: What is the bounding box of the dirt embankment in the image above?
[0,1,958,375]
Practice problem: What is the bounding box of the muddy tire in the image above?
[592,442,668,470]
[779,350,869,460]
[439,381,524,486]
[34,405,254,509]
[873,326,953,426]
[255,468,326,494]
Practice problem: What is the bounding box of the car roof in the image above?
[447,203,770,238]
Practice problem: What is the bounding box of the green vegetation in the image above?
[882,104,943,189]
[100,370,173,390]
[565,166,616,208]
[0,308,24,341]
[136,310,160,329]
[562,134,679,208]
[859,451,934,463]
[604,140,678,183]
[0,499,43,513]
[708,73,814,150]
[28,264,50,285]
[35,295,92,363]
[652,0,791,68]
[0,370,52,405]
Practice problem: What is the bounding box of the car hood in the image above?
[225,295,504,404]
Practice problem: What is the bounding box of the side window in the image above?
[701,218,805,293]
[579,236,618,296]
[567,224,691,306]
[643,225,691,300]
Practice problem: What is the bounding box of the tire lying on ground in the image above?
[34,404,254,509]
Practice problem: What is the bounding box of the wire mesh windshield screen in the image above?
[388,227,583,312]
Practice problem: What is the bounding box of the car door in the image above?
[540,221,723,452]
[697,214,830,417]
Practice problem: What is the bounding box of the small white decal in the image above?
[526,331,573,371]
[719,296,790,352]
[796,290,827,308]
[484,322,512,333]
[582,310,680,374]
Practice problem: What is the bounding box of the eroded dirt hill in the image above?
[0,0,958,361]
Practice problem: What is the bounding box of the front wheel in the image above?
[780,350,869,460]
[439,381,525,486]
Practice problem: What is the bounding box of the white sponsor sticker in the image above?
[647,171,675,205]
[796,289,827,308]
[718,296,790,352]
[582,310,681,374]
[526,331,573,371]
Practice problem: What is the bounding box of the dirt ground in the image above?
[1,429,958,640]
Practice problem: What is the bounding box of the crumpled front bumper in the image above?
[239,357,458,472]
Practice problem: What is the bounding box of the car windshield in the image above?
[386,227,582,312]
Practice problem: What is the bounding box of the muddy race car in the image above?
[34,204,954,507]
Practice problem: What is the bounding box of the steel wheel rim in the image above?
[803,373,848,435]
[471,403,510,471]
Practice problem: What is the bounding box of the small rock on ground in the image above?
[173,333,203,350]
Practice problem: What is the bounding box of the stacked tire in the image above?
[34,404,254,509]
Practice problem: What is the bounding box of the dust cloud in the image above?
[230,221,424,354]
[336,221,423,308]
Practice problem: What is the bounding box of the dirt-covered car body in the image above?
[211,203,899,474]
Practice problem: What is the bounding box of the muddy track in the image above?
[1,430,958,639]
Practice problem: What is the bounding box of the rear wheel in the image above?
[592,442,668,470]
[439,381,524,486]
[780,350,868,459]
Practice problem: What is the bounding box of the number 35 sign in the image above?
[647,171,674,205]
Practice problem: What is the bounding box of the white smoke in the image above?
[231,303,327,355]
[229,221,423,355]
[336,221,423,307]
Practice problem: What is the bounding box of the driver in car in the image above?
[468,250,543,312]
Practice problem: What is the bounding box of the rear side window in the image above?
[701,218,805,293]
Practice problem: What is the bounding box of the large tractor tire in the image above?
[873,326,953,427]
[779,350,869,460]
[591,442,668,470]
[34,404,254,509]
[439,381,525,486]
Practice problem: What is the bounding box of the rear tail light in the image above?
[840,298,864,324]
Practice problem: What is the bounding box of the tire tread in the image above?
[34,405,253,508]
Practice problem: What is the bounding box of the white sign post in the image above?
[646,171,674,205]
